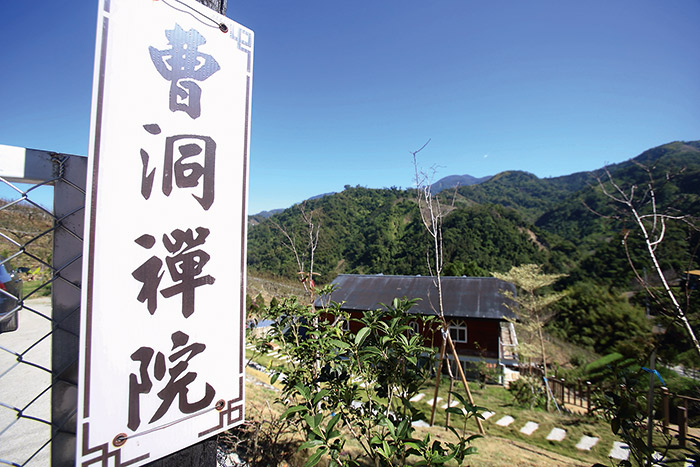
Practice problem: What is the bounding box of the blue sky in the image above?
[1,1,699,214]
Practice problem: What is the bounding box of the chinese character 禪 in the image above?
[132,227,215,318]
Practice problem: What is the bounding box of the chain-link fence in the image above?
[0,146,86,466]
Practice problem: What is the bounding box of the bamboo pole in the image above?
[445,377,455,429]
[429,336,447,426]
[645,350,656,467]
[446,333,485,434]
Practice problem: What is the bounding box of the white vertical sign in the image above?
[77,0,252,464]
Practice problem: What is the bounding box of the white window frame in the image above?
[409,321,420,335]
[449,324,468,343]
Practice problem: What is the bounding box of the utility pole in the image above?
[53,1,232,465]
[141,0,225,462]
[197,0,227,14]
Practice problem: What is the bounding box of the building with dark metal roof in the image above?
[315,274,517,320]
[315,274,520,384]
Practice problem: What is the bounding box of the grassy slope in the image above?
[243,273,618,463]
[242,345,619,466]
[0,200,53,271]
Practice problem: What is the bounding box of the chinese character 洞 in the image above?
[140,124,216,210]
[149,24,220,119]
[128,331,216,431]
[132,227,215,318]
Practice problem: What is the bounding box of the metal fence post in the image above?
[51,153,87,466]
[142,0,226,464]
[661,387,669,435]
[0,145,87,466]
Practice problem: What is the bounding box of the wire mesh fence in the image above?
[0,148,86,467]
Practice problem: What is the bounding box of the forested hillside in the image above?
[248,140,700,284]
[247,140,700,361]
[247,186,561,284]
[455,170,579,223]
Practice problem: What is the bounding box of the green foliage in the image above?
[574,352,640,385]
[245,293,265,317]
[594,366,699,466]
[492,264,566,377]
[254,293,482,466]
[537,141,700,261]
[583,353,625,374]
[246,141,700,368]
[597,376,661,466]
[643,282,700,365]
[247,187,424,283]
[442,205,551,274]
[456,170,581,223]
[549,282,652,355]
[508,376,546,409]
[248,187,559,283]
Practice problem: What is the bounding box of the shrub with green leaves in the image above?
[594,368,698,467]
[508,376,545,409]
[255,289,483,466]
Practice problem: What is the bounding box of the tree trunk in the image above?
[632,207,700,360]
[537,323,551,411]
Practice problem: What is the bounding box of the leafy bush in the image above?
[549,282,652,355]
[508,376,545,409]
[594,367,699,467]
[254,290,483,466]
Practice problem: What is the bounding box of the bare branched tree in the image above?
[592,162,700,359]
[268,202,324,385]
[269,202,321,299]
[412,140,447,320]
[412,141,485,434]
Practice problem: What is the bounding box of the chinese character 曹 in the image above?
[128,331,215,431]
[149,24,220,119]
[132,227,215,318]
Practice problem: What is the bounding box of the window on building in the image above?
[409,321,420,335]
[449,324,467,343]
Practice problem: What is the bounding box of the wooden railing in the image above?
[543,376,699,447]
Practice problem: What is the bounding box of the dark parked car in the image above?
[0,257,22,333]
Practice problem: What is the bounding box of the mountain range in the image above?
[248,140,700,283]
[430,174,492,193]
[246,140,700,358]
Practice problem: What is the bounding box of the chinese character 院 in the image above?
[140,124,216,210]
[149,24,220,119]
[132,227,215,318]
[128,331,216,431]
